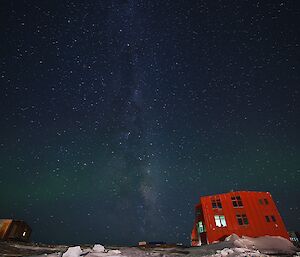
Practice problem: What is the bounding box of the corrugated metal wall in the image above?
[191,191,289,245]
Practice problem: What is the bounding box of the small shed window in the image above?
[214,215,227,227]
[264,198,269,205]
[265,216,270,222]
[259,199,263,205]
[271,215,276,222]
[231,196,243,207]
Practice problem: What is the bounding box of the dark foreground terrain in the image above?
[0,241,67,257]
[0,236,299,257]
[0,241,191,257]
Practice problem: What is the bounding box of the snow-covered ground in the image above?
[3,235,299,257]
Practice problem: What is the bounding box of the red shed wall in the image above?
[200,191,289,244]
[0,220,31,242]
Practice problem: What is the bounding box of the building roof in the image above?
[200,190,271,198]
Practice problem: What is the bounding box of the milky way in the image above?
[0,1,299,245]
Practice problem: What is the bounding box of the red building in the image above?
[191,191,290,246]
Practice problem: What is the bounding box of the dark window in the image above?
[264,198,269,205]
[196,208,202,216]
[236,215,243,225]
[212,199,222,209]
[212,201,217,209]
[236,214,249,225]
[259,199,263,205]
[265,216,270,222]
[217,199,222,208]
[231,196,243,207]
[242,214,249,224]
[271,215,276,222]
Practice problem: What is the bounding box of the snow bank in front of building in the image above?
[214,247,265,257]
[225,234,297,255]
[194,234,299,257]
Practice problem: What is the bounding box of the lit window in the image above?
[264,198,269,205]
[265,216,270,222]
[212,199,222,209]
[231,196,243,207]
[197,221,206,233]
[22,231,26,237]
[236,214,249,225]
[214,215,227,227]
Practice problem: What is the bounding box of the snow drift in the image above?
[226,234,297,255]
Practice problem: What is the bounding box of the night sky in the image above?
[0,0,299,245]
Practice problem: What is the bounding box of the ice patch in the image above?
[93,244,105,253]
[62,246,82,257]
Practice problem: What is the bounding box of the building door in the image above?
[197,221,208,245]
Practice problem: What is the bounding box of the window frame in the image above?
[231,195,243,208]
[236,214,243,225]
[212,200,217,209]
[242,214,249,224]
[217,199,222,208]
[236,214,249,225]
[211,199,222,209]
[214,215,227,227]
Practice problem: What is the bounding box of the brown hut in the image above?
[0,219,32,242]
